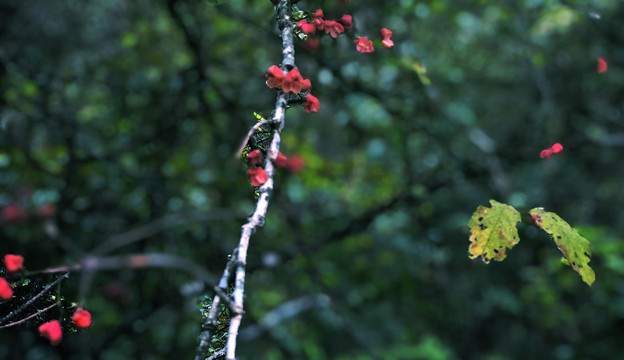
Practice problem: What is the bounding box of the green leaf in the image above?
[468,200,521,264]
[529,208,595,286]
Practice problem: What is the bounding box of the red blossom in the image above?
[37,203,56,218]
[72,308,92,329]
[0,277,12,300]
[355,37,374,53]
[303,94,320,113]
[2,204,27,224]
[551,143,563,154]
[380,27,394,48]
[303,37,320,52]
[246,149,263,166]
[597,58,608,73]
[247,167,269,186]
[313,9,324,31]
[275,153,288,167]
[302,78,312,91]
[39,320,63,346]
[265,65,285,89]
[323,20,345,38]
[540,149,553,159]
[540,143,564,159]
[4,254,24,272]
[338,15,352,31]
[380,28,392,39]
[286,155,305,173]
[282,68,305,93]
[297,20,316,34]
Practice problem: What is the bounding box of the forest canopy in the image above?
[1,0,624,359]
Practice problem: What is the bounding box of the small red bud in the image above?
[246,149,263,166]
[275,153,288,167]
[597,58,607,73]
[72,308,92,329]
[4,254,24,272]
[303,94,320,113]
[39,320,63,346]
[0,277,12,299]
[551,143,563,154]
[247,167,268,186]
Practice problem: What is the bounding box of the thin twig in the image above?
[0,302,58,329]
[206,348,226,360]
[0,272,69,325]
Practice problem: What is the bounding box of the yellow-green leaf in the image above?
[468,200,521,264]
[530,208,595,286]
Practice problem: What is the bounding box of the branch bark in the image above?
[194,0,296,359]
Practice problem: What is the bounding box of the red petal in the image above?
[597,58,608,73]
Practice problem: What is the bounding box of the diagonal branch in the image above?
[194,1,296,359]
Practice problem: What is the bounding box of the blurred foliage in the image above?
[1,0,624,359]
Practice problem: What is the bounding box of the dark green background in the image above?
[1,0,624,359]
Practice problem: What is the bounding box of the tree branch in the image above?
[195,0,295,359]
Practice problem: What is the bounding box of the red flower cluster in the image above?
[38,308,92,346]
[355,27,395,53]
[265,66,320,113]
[72,307,92,329]
[540,143,564,159]
[4,254,24,272]
[39,320,63,345]
[2,202,56,224]
[265,66,311,94]
[597,58,608,73]
[0,277,12,300]
[296,10,352,39]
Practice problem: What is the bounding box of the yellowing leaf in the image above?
[468,200,521,264]
[530,208,595,286]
